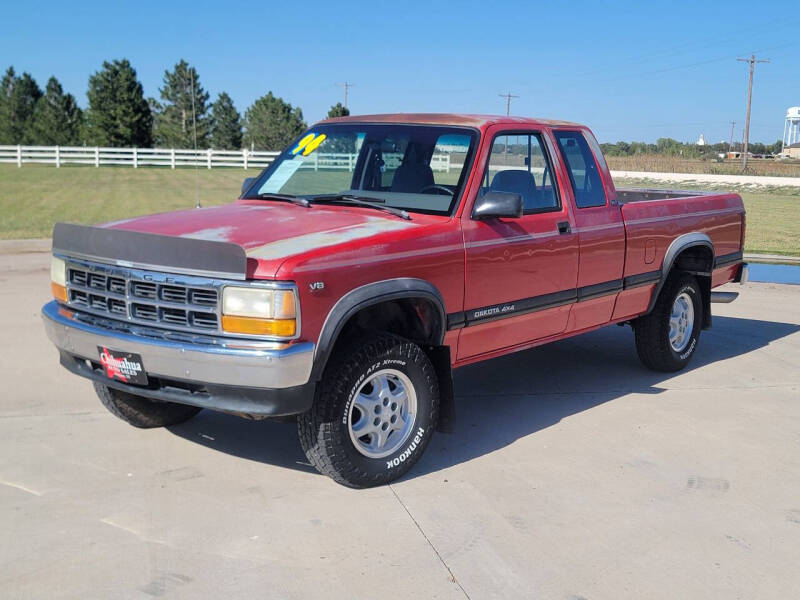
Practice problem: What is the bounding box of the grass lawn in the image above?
[0,164,259,239]
[1,164,798,256]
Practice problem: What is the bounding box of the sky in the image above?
[3,0,800,144]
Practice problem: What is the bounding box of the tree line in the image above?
[0,59,350,150]
[600,137,784,159]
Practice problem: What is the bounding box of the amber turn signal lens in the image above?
[221,315,296,337]
[51,282,67,302]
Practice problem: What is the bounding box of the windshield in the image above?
[242,123,478,215]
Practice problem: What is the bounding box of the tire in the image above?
[634,272,703,372]
[297,333,439,488]
[94,383,202,428]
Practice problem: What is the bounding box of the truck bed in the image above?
[618,187,745,291]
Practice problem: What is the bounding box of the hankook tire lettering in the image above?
[386,427,425,469]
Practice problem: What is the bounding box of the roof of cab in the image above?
[317,113,583,129]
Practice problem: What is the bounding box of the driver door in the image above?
[457,128,579,360]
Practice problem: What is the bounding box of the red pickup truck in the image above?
[43,114,747,487]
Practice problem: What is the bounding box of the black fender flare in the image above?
[645,232,713,314]
[310,277,447,382]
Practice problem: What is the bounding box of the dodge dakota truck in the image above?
[42,114,747,487]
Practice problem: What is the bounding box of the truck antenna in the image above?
[191,69,200,209]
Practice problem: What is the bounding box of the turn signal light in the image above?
[51,282,67,302]
[221,315,296,337]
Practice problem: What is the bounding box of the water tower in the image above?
[783,107,800,152]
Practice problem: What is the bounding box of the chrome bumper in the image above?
[42,301,314,389]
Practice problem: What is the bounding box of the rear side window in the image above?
[554,131,607,208]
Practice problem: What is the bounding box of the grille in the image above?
[66,261,220,333]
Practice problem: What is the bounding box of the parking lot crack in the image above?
[388,483,471,599]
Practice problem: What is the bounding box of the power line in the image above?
[336,82,354,109]
[736,54,770,170]
[498,92,519,116]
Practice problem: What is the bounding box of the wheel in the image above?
[94,383,202,428]
[297,333,439,488]
[634,273,703,372]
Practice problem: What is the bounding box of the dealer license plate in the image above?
[97,346,149,386]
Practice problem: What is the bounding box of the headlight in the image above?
[221,287,297,337]
[51,256,67,302]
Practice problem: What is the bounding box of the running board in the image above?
[710,291,739,303]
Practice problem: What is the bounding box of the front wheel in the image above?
[634,273,703,372]
[297,334,439,488]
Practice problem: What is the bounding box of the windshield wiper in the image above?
[310,194,411,220]
[249,192,310,208]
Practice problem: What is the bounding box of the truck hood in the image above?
[104,200,428,278]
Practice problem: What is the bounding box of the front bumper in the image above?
[42,301,316,415]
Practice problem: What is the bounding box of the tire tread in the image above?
[634,273,702,372]
[297,333,438,488]
[94,383,201,428]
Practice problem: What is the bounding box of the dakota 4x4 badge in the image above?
[97,347,148,385]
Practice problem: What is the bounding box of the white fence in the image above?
[0,145,453,172]
[0,145,280,169]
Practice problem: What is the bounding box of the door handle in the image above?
[557,221,571,234]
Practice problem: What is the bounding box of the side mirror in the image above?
[473,191,523,219]
[241,177,256,196]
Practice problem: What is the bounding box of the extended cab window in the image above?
[554,131,607,208]
[479,133,559,214]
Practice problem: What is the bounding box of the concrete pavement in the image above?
[1,252,798,599]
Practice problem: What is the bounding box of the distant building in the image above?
[696,134,707,146]
[786,142,800,159]
[783,107,800,151]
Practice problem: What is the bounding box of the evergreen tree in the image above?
[0,67,15,143]
[243,92,306,150]
[209,92,242,149]
[153,60,209,148]
[29,77,83,145]
[0,67,42,144]
[85,59,152,147]
[327,102,350,118]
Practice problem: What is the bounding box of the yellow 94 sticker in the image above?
[292,132,327,156]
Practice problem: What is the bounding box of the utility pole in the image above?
[736,54,769,170]
[336,82,354,109]
[498,92,519,116]
[728,120,736,153]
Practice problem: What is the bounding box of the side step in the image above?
[710,291,739,303]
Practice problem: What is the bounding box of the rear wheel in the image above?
[297,333,439,488]
[94,383,202,428]
[634,273,703,372]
